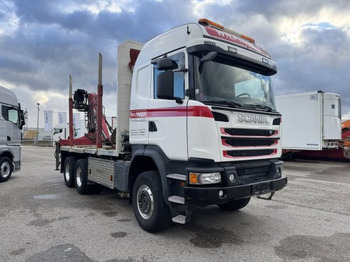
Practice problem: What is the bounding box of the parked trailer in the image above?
[56,19,287,232]
[0,85,25,182]
[293,119,350,161]
[276,91,341,152]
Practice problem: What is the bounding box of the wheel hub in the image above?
[64,164,70,181]
[1,162,10,178]
[139,191,151,213]
[76,167,82,187]
[137,185,154,219]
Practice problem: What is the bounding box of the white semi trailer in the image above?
[0,85,25,182]
[276,91,341,152]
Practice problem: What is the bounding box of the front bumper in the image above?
[184,175,287,206]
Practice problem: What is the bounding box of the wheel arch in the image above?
[129,146,170,204]
[0,149,14,161]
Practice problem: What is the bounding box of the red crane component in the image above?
[59,54,112,148]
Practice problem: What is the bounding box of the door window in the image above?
[2,105,19,125]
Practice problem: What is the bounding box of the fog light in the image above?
[219,190,224,197]
[276,167,282,178]
[229,173,235,182]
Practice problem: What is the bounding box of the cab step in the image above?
[172,215,187,224]
[168,195,185,204]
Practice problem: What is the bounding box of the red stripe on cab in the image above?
[130,106,213,119]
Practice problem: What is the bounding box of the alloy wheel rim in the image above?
[137,185,154,219]
[76,167,82,187]
[64,163,70,181]
[0,161,10,178]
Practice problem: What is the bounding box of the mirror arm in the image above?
[176,68,189,73]
[175,97,183,104]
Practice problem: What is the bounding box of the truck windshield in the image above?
[193,56,276,111]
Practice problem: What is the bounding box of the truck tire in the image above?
[74,158,91,194]
[0,157,12,182]
[132,170,171,233]
[63,156,76,188]
[218,197,251,211]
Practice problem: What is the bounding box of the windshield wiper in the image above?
[243,104,274,112]
[201,100,243,108]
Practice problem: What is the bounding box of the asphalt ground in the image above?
[1,146,349,262]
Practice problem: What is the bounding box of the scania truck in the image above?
[56,19,287,232]
[0,85,25,182]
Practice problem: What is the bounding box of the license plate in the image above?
[252,182,271,195]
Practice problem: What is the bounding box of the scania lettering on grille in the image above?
[237,113,269,125]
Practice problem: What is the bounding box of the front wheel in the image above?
[132,171,171,233]
[218,197,251,211]
[0,157,12,182]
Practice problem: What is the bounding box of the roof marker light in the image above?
[262,57,269,64]
[198,18,256,44]
[228,46,237,53]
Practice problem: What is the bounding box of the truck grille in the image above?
[223,138,277,147]
[221,127,279,160]
[224,149,276,157]
[222,128,277,137]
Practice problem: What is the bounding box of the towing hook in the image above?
[257,192,275,200]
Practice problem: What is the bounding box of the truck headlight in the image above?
[189,172,221,185]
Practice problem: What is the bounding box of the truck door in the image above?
[149,51,188,161]
[1,105,22,145]
[323,93,341,140]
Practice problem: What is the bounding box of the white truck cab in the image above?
[129,19,280,162]
[0,85,25,182]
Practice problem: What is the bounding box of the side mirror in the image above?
[156,58,184,104]
[199,51,217,73]
[19,109,25,130]
[200,51,217,63]
[157,58,178,71]
[157,70,174,99]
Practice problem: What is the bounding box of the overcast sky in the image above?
[1,0,350,128]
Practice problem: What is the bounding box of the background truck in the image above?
[56,18,287,232]
[342,120,350,159]
[53,124,70,142]
[0,85,25,182]
[53,124,81,143]
[275,91,341,153]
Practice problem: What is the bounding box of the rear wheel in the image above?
[63,156,76,188]
[132,171,171,233]
[74,159,91,194]
[218,197,251,211]
[0,157,12,182]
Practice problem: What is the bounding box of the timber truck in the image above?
[0,85,25,182]
[56,18,287,232]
